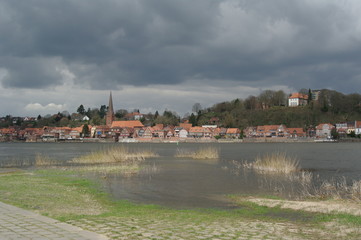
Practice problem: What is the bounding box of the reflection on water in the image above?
[1,142,361,208]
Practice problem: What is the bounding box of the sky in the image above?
[2,0,361,117]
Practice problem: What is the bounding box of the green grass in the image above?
[0,168,360,239]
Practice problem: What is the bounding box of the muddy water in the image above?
[1,142,360,208]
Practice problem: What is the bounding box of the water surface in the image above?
[1,142,360,208]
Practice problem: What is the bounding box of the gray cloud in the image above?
[0,57,64,88]
[1,0,361,115]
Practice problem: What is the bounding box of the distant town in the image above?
[1,89,361,142]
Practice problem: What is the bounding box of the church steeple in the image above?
[106,91,115,127]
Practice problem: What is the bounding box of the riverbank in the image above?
[1,137,323,144]
[0,168,360,239]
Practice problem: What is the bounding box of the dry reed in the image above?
[244,152,299,174]
[70,164,140,176]
[175,147,219,159]
[72,146,158,164]
[35,154,59,166]
[301,177,361,201]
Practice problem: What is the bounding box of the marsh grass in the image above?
[0,154,60,168]
[243,152,299,174]
[0,157,32,168]
[35,153,59,166]
[72,146,158,164]
[175,147,219,159]
[69,163,141,176]
[301,177,361,201]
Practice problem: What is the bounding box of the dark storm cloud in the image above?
[0,57,64,89]
[1,0,361,92]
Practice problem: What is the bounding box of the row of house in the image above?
[0,125,91,142]
[0,120,242,142]
[2,118,361,142]
[93,121,241,141]
[244,125,307,138]
[244,121,361,139]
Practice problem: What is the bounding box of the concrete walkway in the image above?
[0,201,108,240]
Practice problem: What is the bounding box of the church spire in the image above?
[106,91,115,127]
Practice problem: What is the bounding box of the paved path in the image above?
[0,201,108,240]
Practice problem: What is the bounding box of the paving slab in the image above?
[0,201,108,240]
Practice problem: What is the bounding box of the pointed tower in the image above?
[106,91,115,127]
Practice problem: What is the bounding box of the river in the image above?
[1,142,360,208]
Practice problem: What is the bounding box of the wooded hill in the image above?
[191,89,361,130]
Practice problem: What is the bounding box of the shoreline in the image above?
[0,137,343,144]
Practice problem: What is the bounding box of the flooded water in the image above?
[1,142,360,209]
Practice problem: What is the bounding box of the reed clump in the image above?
[72,146,158,164]
[302,177,361,201]
[244,152,299,174]
[35,154,59,166]
[175,147,219,159]
[70,164,140,176]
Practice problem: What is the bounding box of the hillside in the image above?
[193,89,361,129]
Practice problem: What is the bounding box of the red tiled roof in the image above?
[153,124,164,131]
[180,123,192,131]
[257,125,282,132]
[0,128,16,134]
[111,120,144,128]
[72,125,92,133]
[226,128,240,134]
[289,92,308,100]
[189,127,204,133]
[287,128,305,134]
[316,123,334,130]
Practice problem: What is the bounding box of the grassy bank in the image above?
[0,168,360,239]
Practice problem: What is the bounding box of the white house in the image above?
[179,129,188,138]
[316,123,334,138]
[288,93,308,107]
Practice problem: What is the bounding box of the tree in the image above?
[77,104,85,115]
[348,130,356,138]
[189,113,197,126]
[61,110,70,117]
[37,115,42,120]
[244,96,258,110]
[115,109,128,119]
[258,90,274,109]
[82,124,90,137]
[154,111,179,126]
[99,105,107,118]
[331,128,339,140]
[90,115,104,126]
[273,90,286,106]
[224,113,235,128]
[192,103,202,113]
[308,89,312,104]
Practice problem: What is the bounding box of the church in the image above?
[105,92,144,129]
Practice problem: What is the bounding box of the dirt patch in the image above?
[242,197,361,216]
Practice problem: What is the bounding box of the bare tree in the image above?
[192,103,202,113]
